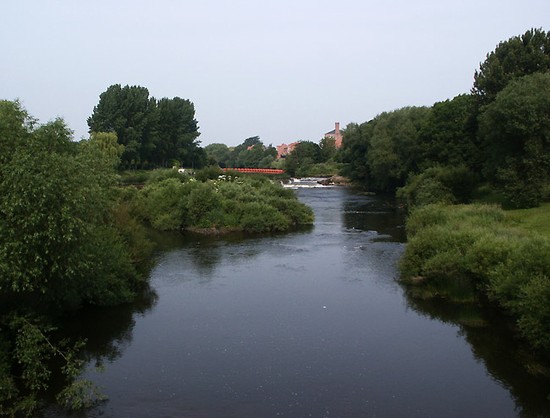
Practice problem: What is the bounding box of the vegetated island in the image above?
[125,167,315,235]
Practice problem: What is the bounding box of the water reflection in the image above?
[404,290,550,417]
[342,193,406,242]
[61,285,159,365]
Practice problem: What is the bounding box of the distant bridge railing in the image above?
[222,168,285,175]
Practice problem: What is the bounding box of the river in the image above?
[50,186,550,417]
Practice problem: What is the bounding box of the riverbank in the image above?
[399,203,550,356]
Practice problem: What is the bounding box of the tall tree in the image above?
[0,100,34,166]
[472,28,550,104]
[1,103,141,307]
[418,94,480,171]
[340,122,373,186]
[153,97,201,167]
[87,84,157,167]
[283,141,322,176]
[479,72,550,207]
[366,107,431,192]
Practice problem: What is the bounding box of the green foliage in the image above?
[133,174,313,233]
[473,28,550,104]
[0,102,153,413]
[296,161,344,177]
[82,132,124,167]
[186,182,222,227]
[87,84,203,169]
[153,96,201,167]
[0,100,34,166]
[0,314,103,416]
[339,107,431,192]
[319,136,337,161]
[283,141,322,176]
[195,165,223,182]
[507,203,550,236]
[342,30,550,202]
[221,136,278,169]
[401,204,550,351]
[0,117,142,307]
[204,143,231,167]
[135,178,189,230]
[398,165,478,207]
[418,94,481,171]
[479,72,550,208]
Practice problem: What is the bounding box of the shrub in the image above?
[398,166,478,207]
[401,203,550,351]
[195,165,222,182]
[239,202,290,232]
[186,182,221,227]
[146,168,188,184]
[135,178,188,230]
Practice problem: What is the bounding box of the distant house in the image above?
[276,141,298,159]
[324,122,343,148]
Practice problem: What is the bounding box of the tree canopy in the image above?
[341,28,550,207]
[472,28,550,104]
[479,72,550,207]
[1,100,145,308]
[87,84,205,168]
[210,136,278,169]
[340,107,431,192]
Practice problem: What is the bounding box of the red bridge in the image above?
[222,168,285,175]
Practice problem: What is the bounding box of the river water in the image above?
[53,186,550,417]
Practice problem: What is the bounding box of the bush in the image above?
[195,165,222,182]
[135,178,188,230]
[129,175,314,233]
[239,202,290,232]
[401,203,550,351]
[146,168,188,184]
[186,182,221,227]
[398,166,478,207]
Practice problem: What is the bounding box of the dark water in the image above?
[52,187,550,417]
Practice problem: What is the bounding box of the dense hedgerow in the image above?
[400,204,550,351]
[133,170,314,233]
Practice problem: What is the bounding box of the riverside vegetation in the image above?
[131,168,313,234]
[0,101,312,416]
[2,26,550,415]
[338,29,550,361]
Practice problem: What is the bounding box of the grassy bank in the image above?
[508,203,550,237]
[400,204,550,353]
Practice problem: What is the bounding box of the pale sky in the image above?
[2,1,549,146]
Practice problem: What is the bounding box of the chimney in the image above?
[335,122,340,135]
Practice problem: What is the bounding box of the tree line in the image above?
[340,28,550,209]
[88,84,206,169]
[205,135,339,177]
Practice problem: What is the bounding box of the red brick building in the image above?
[276,141,298,159]
[324,122,343,148]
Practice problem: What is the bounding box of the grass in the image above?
[507,203,550,237]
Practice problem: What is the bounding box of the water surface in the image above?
[60,187,546,417]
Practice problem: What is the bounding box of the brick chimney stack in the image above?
[335,122,340,135]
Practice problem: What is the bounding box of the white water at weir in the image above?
[282,177,334,189]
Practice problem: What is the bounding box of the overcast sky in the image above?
[2,1,549,146]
